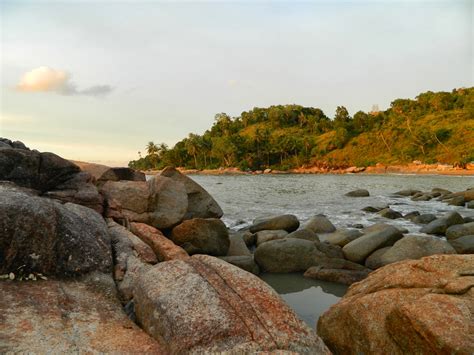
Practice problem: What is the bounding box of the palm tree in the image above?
[146,141,159,156]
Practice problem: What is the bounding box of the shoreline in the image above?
[143,163,474,176]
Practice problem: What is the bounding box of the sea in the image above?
[187,173,474,327]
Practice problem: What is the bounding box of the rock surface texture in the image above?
[134,255,330,354]
[317,255,474,355]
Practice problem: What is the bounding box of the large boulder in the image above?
[255,229,288,246]
[130,222,189,261]
[445,222,474,240]
[0,280,164,353]
[160,167,223,219]
[0,185,112,276]
[364,235,456,269]
[100,175,188,229]
[317,255,474,354]
[342,225,403,263]
[420,211,464,235]
[133,255,329,354]
[249,214,300,233]
[286,229,320,242]
[170,218,230,256]
[219,255,260,275]
[303,215,336,233]
[326,229,363,247]
[449,235,474,254]
[227,232,252,256]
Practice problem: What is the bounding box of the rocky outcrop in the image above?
[0,280,164,353]
[249,214,300,233]
[73,161,145,183]
[134,255,329,354]
[317,255,474,355]
[160,167,223,219]
[101,175,188,229]
[303,215,336,233]
[130,222,189,261]
[0,185,112,276]
[170,218,230,256]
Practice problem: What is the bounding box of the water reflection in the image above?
[260,273,347,328]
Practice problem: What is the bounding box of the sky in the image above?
[1,0,473,166]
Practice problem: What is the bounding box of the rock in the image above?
[315,241,344,259]
[134,255,329,354]
[219,255,260,275]
[394,189,421,196]
[255,230,288,246]
[73,161,145,183]
[467,201,474,209]
[304,267,371,285]
[227,232,252,256]
[403,211,420,219]
[411,213,437,224]
[432,187,452,195]
[0,186,112,276]
[453,189,474,202]
[170,218,230,256]
[367,235,456,268]
[254,239,320,273]
[364,246,392,269]
[420,211,464,235]
[362,205,388,213]
[130,222,189,261]
[0,280,164,353]
[342,225,403,263]
[378,208,403,219]
[411,194,432,201]
[160,166,223,219]
[317,255,474,354]
[447,196,465,206]
[449,235,474,254]
[242,230,257,247]
[445,222,474,240]
[345,189,369,197]
[249,214,300,233]
[286,229,320,242]
[117,255,152,302]
[101,175,188,229]
[326,229,363,247]
[303,215,336,233]
[464,216,474,223]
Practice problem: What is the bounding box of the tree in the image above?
[334,106,352,131]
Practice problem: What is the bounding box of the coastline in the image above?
[143,162,474,176]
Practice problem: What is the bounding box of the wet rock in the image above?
[447,195,465,206]
[170,218,230,256]
[286,229,320,242]
[452,189,474,202]
[227,232,252,256]
[342,225,403,263]
[317,255,474,355]
[249,214,300,233]
[134,255,329,354]
[467,201,474,209]
[445,222,474,240]
[403,211,420,219]
[394,189,421,196]
[345,189,369,197]
[303,215,336,233]
[0,186,112,276]
[0,280,163,353]
[420,211,464,235]
[411,213,437,224]
[255,229,288,246]
[326,229,363,247]
[432,187,452,195]
[411,194,432,201]
[378,208,403,219]
[364,246,392,269]
[160,166,223,219]
[362,205,388,213]
[130,222,189,261]
[449,235,474,254]
[304,267,371,285]
[219,255,260,275]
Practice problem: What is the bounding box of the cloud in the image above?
[16,66,113,97]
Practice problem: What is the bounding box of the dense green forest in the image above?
[129,88,474,171]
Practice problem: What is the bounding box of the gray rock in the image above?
[449,235,474,254]
[411,194,432,201]
[432,188,452,195]
[315,241,344,259]
[219,255,260,275]
[249,214,300,233]
[74,161,146,183]
[412,213,437,224]
[365,246,392,269]
[286,229,320,242]
[447,196,465,206]
[362,205,388,213]
[467,201,474,209]
[326,229,363,247]
[170,218,230,256]
[394,189,422,196]
[420,211,464,235]
[403,211,420,219]
[342,225,403,263]
[160,167,223,219]
[464,217,474,223]
[242,231,256,247]
[445,222,474,240]
[345,189,370,197]
[303,215,336,233]
[255,229,288,246]
[227,232,251,256]
[304,267,370,285]
[378,208,403,219]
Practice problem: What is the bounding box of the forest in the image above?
[128,88,474,171]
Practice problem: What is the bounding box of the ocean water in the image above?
[187,173,474,327]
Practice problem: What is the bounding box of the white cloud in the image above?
[16,66,113,97]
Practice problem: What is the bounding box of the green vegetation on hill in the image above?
[129,88,474,171]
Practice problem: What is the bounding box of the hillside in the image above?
[129,88,474,171]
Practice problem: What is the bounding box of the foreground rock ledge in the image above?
[134,255,329,354]
[317,254,474,355]
[0,280,164,353]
